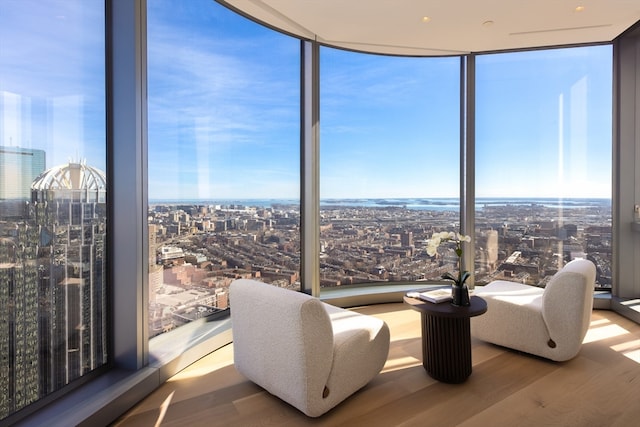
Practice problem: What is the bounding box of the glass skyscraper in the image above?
[0,145,45,199]
[0,161,107,419]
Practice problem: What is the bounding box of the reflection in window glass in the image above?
[0,0,106,420]
[147,1,300,339]
[320,49,460,287]
[475,46,612,289]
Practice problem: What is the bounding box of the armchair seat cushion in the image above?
[469,281,551,357]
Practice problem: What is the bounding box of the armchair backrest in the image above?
[541,259,596,358]
[230,279,334,411]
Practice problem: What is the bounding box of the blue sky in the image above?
[475,48,613,198]
[1,0,613,200]
[147,0,301,201]
[147,0,612,200]
[0,0,106,172]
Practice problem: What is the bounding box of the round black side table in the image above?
[404,295,487,383]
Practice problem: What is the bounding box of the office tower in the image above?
[0,146,46,218]
[0,161,107,419]
[401,231,413,247]
[148,224,162,305]
[148,223,163,336]
[1,92,46,200]
[0,146,46,200]
[0,224,40,417]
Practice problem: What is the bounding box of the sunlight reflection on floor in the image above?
[583,322,628,344]
[167,345,235,382]
[582,317,640,364]
[154,391,174,427]
[382,355,422,373]
[610,339,640,363]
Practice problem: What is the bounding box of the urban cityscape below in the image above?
[148,197,611,337]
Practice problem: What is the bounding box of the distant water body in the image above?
[149,197,611,212]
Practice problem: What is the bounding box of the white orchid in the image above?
[426,231,472,287]
[426,231,470,257]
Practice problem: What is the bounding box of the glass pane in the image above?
[0,0,106,420]
[147,1,300,340]
[320,49,461,287]
[475,46,612,290]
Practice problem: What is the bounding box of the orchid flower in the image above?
[426,231,472,287]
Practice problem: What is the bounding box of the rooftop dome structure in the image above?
[31,162,106,191]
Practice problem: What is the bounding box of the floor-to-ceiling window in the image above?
[319,48,461,288]
[0,0,106,422]
[146,0,300,342]
[475,45,613,290]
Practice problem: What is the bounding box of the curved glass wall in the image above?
[147,0,300,340]
[319,48,461,287]
[475,46,613,289]
[0,0,106,421]
[146,1,614,335]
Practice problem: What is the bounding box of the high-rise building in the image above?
[0,145,45,206]
[401,231,413,247]
[148,223,163,305]
[0,161,107,419]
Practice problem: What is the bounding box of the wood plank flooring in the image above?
[112,303,640,427]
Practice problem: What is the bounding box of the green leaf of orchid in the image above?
[442,272,457,282]
[460,271,471,284]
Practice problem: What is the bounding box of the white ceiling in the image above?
[218,0,640,55]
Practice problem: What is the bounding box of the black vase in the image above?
[451,283,470,307]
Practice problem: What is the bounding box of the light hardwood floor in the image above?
[113,303,640,427]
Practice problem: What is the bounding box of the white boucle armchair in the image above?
[471,258,596,362]
[229,279,390,417]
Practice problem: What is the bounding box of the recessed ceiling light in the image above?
[422,16,431,23]
[575,6,585,12]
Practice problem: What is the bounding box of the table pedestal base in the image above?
[404,295,487,384]
[421,313,472,384]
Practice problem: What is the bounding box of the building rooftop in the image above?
[31,161,106,191]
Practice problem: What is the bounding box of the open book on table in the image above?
[407,288,452,304]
